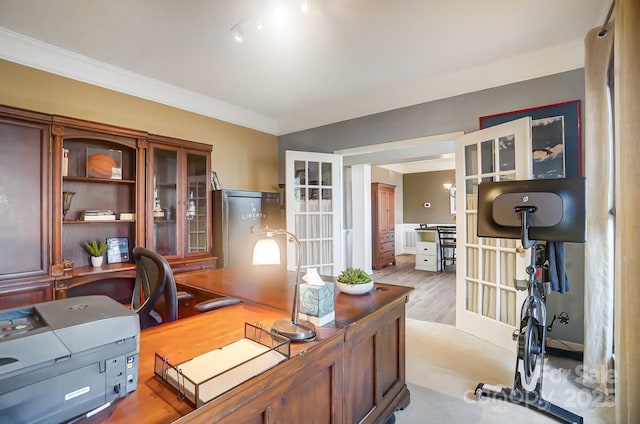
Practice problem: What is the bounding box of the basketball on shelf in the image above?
[87,154,117,178]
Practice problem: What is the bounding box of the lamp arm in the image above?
[287,230,302,326]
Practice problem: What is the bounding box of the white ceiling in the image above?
[0,0,607,136]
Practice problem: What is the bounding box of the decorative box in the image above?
[298,281,335,326]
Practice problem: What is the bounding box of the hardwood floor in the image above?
[372,254,456,325]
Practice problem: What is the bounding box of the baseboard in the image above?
[546,337,584,361]
[547,337,583,352]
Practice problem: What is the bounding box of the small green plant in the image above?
[337,267,372,285]
[83,240,109,257]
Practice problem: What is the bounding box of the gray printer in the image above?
[0,295,139,423]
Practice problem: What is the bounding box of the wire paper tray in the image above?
[154,323,290,407]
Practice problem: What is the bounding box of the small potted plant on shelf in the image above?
[83,240,109,267]
[336,267,374,295]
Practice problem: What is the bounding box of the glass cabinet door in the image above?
[151,147,178,256]
[149,144,210,259]
[185,152,209,254]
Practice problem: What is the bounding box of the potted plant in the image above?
[83,240,109,267]
[336,267,374,295]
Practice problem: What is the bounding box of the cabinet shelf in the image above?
[63,220,135,225]
[60,131,139,268]
[63,176,135,184]
[67,263,136,277]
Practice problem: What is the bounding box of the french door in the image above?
[285,151,342,276]
[455,117,532,350]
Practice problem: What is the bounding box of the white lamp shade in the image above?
[252,238,281,265]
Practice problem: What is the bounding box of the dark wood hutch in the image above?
[0,104,216,310]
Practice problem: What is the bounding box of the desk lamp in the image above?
[250,226,316,341]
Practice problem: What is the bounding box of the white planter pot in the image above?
[91,255,104,267]
[336,281,374,295]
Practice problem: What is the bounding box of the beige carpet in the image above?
[395,319,615,423]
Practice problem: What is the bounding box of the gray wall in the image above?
[278,69,585,183]
[403,170,456,224]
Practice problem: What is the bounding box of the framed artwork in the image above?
[479,100,581,179]
[106,237,130,264]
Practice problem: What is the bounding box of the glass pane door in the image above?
[186,152,209,254]
[286,151,342,276]
[455,117,532,350]
[152,147,178,256]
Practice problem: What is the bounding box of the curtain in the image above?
[613,0,640,421]
[583,24,615,396]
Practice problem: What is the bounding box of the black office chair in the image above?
[437,226,457,272]
[132,247,242,329]
[132,247,179,329]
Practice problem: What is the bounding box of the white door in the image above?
[455,117,532,350]
[286,151,343,276]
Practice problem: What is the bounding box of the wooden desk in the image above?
[52,257,217,304]
[103,268,413,424]
[54,263,137,304]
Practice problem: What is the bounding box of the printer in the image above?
[0,295,139,423]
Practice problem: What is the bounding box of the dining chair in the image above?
[436,226,457,272]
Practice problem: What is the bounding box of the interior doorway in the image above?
[334,131,461,272]
[334,132,462,325]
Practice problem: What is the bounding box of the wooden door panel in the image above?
[379,316,401,397]
[0,280,53,310]
[348,337,376,421]
[344,299,406,423]
[0,119,50,279]
[387,189,395,232]
[279,366,335,424]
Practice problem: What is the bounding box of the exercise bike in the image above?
[474,205,583,424]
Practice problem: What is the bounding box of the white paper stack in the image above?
[164,338,287,406]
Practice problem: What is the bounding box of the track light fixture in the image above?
[230,0,310,43]
[231,24,243,43]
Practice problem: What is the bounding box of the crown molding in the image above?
[0,27,279,135]
[0,26,584,137]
